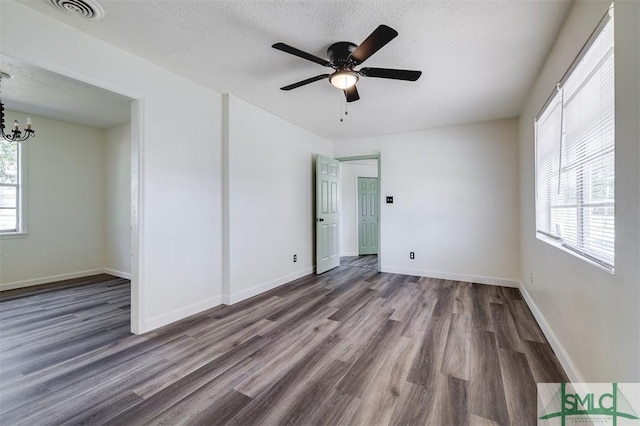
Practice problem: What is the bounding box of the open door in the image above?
[316,154,340,274]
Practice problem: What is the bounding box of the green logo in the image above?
[539,383,639,426]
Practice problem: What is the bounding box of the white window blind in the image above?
[0,139,21,233]
[535,9,615,271]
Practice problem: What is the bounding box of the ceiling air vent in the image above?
[47,0,105,21]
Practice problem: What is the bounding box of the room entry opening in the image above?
[314,154,381,275]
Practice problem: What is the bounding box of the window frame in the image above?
[534,6,615,273]
[0,139,28,238]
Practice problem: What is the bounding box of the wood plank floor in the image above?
[0,273,127,301]
[340,255,378,270]
[0,264,568,425]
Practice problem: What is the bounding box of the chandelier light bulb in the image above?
[1,73,36,142]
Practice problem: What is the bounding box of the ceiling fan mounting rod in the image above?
[327,42,358,68]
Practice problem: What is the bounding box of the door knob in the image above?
[317,218,324,222]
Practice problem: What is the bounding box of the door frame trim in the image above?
[335,154,382,272]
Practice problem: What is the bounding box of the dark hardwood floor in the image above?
[341,255,378,270]
[0,273,126,301]
[0,266,567,425]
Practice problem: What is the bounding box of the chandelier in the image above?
[0,72,35,142]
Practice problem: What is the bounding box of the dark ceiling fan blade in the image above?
[349,25,398,65]
[344,85,360,102]
[272,43,333,67]
[280,74,330,91]
[359,67,422,81]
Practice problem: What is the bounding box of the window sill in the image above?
[536,232,614,275]
[0,232,28,240]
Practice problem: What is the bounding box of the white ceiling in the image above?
[11,0,572,139]
[0,54,132,129]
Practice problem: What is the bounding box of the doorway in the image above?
[337,155,381,272]
[0,54,141,333]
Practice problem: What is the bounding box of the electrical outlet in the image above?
[410,252,415,259]
[293,254,297,263]
[530,273,534,284]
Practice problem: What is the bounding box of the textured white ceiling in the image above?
[13,0,572,139]
[0,54,132,129]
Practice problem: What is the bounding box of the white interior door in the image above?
[316,154,340,274]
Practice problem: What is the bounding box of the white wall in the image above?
[225,95,332,303]
[518,0,639,382]
[105,123,131,278]
[333,119,520,286]
[0,112,106,288]
[340,161,378,256]
[1,1,224,333]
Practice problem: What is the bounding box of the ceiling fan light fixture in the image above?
[330,70,359,90]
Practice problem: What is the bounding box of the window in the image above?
[535,6,614,271]
[0,139,22,234]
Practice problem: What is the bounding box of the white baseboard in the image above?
[104,268,132,280]
[144,295,223,332]
[518,282,584,384]
[382,266,520,288]
[341,252,358,257]
[223,267,314,305]
[0,269,105,291]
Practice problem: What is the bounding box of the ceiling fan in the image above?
[272,25,422,103]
